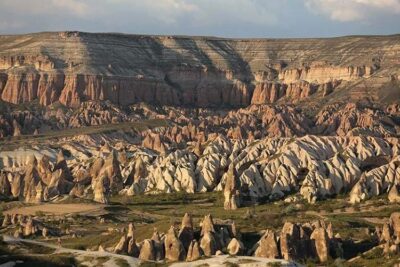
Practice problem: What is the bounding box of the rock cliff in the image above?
[0,32,399,108]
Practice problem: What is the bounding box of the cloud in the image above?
[101,0,199,24]
[0,0,399,37]
[98,0,277,26]
[0,0,93,34]
[0,0,279,33]
[1,0,89,17]
[50,0,90,16]
[305,0,400,22]
[186,0,277,26]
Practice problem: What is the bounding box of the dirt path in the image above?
[3,203,107,216]
[1,235,303,267]
[2,235,140,267]
[170,255,300,267]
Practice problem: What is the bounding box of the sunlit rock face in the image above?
[0,32,399,207]
[0,134,398,205]
[0,32,399,108]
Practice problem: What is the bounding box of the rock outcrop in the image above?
[375,212,400,256]
[1,133,400,206]
[310,227,330,262]
[178,213,194,252]
[227,238,244,256]
[186,240,202,261]
[223,165,240,210]
[389,185,400,203]
[103,213,342,264]
[0,32,398,109]
[254,220,340,263]
[254,230,280,259]
[200,231,217,257]
[139,239,155,261]
[164,226,186,262]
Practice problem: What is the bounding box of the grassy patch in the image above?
[139,261,170,267]
[114,258,130,267]
[223,262,239,267]
[60,233,122,250]
[237,258,258,264]
[22,243,57,254]
[0,253,78,267]
[344,247,400,267]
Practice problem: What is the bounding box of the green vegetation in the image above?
[237,258,258,264]
[0,254,78,267]
[344,247,400,267]
[223,261,240,267]
[80,256,110,266]
[0,240,77,267]
[50,191,394,253]
[114,258,130,267]
[1,190,398,265]
[139,261,170,267]
[59,233,122,250]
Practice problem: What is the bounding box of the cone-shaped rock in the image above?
[47,168,73,198]
[380,223,393,243]
[133,156,147,184]
[11,173,23,199]
[37,155,53,185]
[223,165,240,210]
[164,226,186,262]
[23,157,42,203]
[310,227,330,263]
[114,235,128,254]
[24,217,35,236]
[127,237,140,257]
[186,240,202,262]
[14,228,23,238]
[390,212,400,237]
[2,214,11,227]
[200,231,217,257]
[127,222,135,239]
[227,237,244,256]
[54,150,73,182]
[280,222,300,260]
[139,239,155,261]
[93,174,109,204]
[42,227,49,238]
[178,213,194,252]
[0,172,11,197]
[255,230,280,258]
[98,149,124,193]
[389,185,400,203]
[151,229,165,261]
[201,214,215,236]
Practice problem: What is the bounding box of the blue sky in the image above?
[0,0,399,37]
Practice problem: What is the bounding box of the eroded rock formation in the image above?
[0,32,397,109]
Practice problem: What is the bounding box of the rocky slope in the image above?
[0,32,399,108]
[2,32,400,267]
[0,100,399,139]
[0,132,399,207]
[0,31,399,210]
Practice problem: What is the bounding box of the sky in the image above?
[0,0,399,38]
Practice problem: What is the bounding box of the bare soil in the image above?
[3,203,107,216]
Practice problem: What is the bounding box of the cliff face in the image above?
[0,32,399,108]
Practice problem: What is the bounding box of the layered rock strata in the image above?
[0,32,398,108]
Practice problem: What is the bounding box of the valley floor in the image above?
[1,192,400,266]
